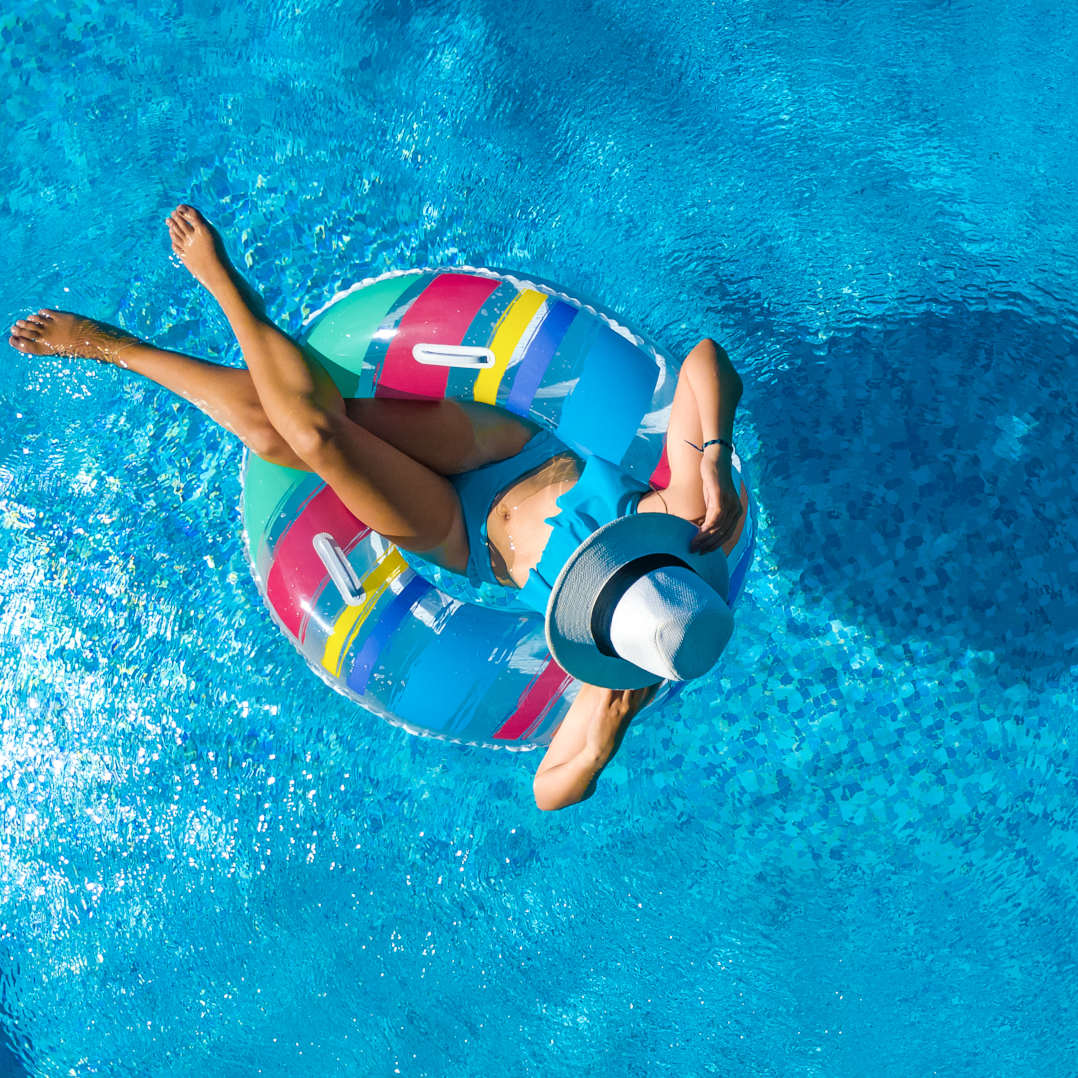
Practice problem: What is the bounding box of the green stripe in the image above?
[241,454,311,560]
[303,273,420,397]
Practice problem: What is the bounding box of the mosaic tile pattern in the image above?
[0,0,1076,1075]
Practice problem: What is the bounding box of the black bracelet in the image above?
[686,438,734,453]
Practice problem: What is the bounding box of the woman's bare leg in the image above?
[9,302,477,571]
[166,204,523,572]
[7,310,306,468]
[9,206,538,571]
[164,206,536,470]
[343,398,537,474]
[6,313,533,476]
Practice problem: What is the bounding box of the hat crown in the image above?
[608,567,733,681]
[546,510,734,689]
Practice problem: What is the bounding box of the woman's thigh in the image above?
[291,399,536,579]
[343,398,538,476]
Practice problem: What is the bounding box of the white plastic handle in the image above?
[412,343,496,369]
[312,533,365,606]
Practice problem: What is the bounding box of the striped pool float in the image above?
[241,268,756,749]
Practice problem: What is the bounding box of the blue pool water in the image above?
[1,0,1076,1074]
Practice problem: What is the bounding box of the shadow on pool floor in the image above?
[750,301,1076,689]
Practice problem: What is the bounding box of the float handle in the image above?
[412,343,496,369]
[313,533,366,606]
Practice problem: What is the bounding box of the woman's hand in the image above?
[584,685,659,757]
[690,449,743,553]
[533,683,659,811]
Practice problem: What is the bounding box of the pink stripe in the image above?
[649,439,671,490]
[265,486,370,639]
[375,273,500,400]
[494,658,572,741]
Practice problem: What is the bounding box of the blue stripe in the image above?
[505,301,577,415]
[555,324,658,464]
[346,574,433,695]
[394,602,512,736]
[727,510,756,604]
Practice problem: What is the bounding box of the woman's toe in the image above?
[169,210,192,236]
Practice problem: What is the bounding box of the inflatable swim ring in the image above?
[240,268,756,749]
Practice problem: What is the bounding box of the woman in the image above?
[8,206,745,811]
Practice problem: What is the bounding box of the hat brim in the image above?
[545,512,731,688]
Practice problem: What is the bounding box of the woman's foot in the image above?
[166,204,235,289]
[8,309,138,365]
[166,203,267,315]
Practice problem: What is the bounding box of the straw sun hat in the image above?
[545,512,734,689]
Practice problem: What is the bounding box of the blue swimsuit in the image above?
[448,430,649,616]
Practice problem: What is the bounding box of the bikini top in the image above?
[448,429,648,616]
[516,453,648,617]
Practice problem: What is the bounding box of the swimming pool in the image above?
[1,0,1075,1073]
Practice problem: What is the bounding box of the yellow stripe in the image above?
[321,549,408,677]
[473,289,547,405]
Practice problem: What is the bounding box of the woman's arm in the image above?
[683,338,742,449]
[681,339,743,553]
[532,683,655,811]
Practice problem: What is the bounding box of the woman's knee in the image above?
[409,497,470,575]
[286,417,339,467]
[241,414,290,459]
[252,401,341,469]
